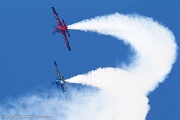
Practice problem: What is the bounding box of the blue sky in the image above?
[0,0,179,120]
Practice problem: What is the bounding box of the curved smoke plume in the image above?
[67,13,177,120]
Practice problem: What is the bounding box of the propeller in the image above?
[51,81,56,86]
[53,25,56,28]
[52,25,57,35]
[52,31,56,35]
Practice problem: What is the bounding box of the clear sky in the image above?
[0,0,179,120]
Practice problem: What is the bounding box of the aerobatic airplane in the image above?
[52,61,68,97]
[51,7,71,51]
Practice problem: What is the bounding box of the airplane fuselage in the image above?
[54,79,66,94]
[54,79,65,85]
[55,26,67,32]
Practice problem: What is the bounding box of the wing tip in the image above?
[51,7,55,11]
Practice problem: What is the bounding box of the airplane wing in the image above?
[52,7,63,26]
[54,61,63,80]
[64,38,71,51]
[61,84,67,93]
[61,31,71,51]
[61,30,68,40]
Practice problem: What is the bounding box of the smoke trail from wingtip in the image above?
[67,13,177,120]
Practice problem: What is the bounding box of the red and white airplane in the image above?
[52,7,71,51]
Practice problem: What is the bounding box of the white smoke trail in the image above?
[66,13,177,120]
[0,13,177,120]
